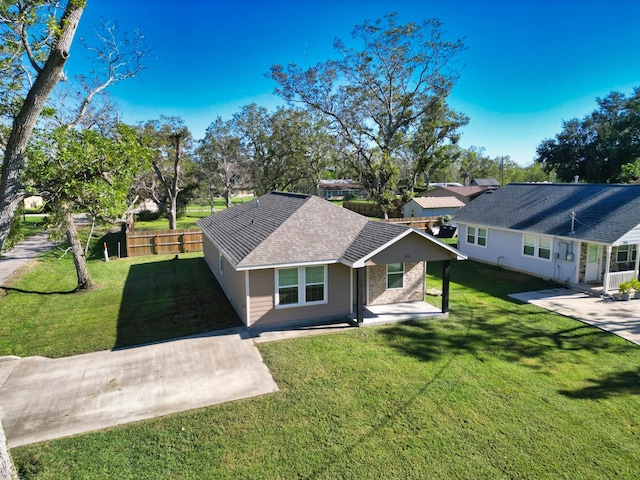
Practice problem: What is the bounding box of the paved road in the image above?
[0,329,278,447]
[0,232,56,286]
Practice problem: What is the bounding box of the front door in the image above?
[585,244,602,283]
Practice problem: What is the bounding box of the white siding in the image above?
[457,224,579,283]
[614,223,640,246]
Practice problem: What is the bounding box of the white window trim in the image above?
[522,234,552,261]
[616,244,637,263]
[466,225,488,248]
[275,265,328,309]
[386,263,404,290]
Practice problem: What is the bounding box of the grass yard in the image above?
[19,214,48,238]
[133,198,255,231]
[5,257,640,478]
[0,251,240,358]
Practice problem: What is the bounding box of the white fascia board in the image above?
[235,258,341,272]
[457,222,613,247]
[350,227,466,269]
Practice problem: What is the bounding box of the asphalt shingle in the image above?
[198,192,465,269]
[453,183,640,244]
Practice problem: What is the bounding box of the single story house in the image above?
[318,180,364,200]
[420,185,494,205]
[197,191,466,330]
[453,183,640,293]
[470,178,500,188]
[402,196,465,219]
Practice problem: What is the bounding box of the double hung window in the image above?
[467,226,487,247]
[387,263,404,289]
[617,244,637,263]
[276,266,327,307]
[523,235,551,260]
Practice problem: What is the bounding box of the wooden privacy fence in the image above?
[343,201,401,218]
[382,216,438,232]
[126,228,203,257]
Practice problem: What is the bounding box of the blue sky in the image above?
[68,0,640,165]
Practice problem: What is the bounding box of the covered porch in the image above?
[588,242,640,294]
[351,300,446,326]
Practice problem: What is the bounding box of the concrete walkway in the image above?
[0,232,56,285]
[510,288,640,346]
[0,328,278,447]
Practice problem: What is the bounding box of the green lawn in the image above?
[0,251,240,358]
[133,198,255,231]
[20,214,48,238]
[5,256,640,478]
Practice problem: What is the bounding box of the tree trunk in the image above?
[168,195,177,230]
[65,210,94,291]
[0,2,85,251]
[225,187,232,208]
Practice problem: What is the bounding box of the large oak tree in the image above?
[536,88,640,183]
[268,12,465,216]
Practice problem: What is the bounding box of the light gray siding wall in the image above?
[457,224,579,282]
[616,225,640,246]
[248,263,352,328]
[202,235,248,324]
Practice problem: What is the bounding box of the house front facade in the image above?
[198,192,465,329]
[454,183,640,293]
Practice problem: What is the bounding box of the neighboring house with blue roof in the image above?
[197,191,466,330]
[453,183,640,293]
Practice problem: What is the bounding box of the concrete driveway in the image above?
[0,232,56,285]
[0,328,278,447]
[510,288,640,346]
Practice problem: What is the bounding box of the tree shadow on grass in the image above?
[114,256,241,349]
[381,298,621,362]
[0,286,76,295]
[560,368,640,399]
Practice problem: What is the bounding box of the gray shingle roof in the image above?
[197,192,461,269]
[453,183,640,244]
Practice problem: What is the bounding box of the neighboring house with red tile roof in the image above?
[198,192,466,330]
[402,196,466,219]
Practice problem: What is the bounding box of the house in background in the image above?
[402,196,465,219]
[470,178,500,188]
[317,179,364,200]
[420,185,495,205]
[197,192,466,330]
[453,183,640,293]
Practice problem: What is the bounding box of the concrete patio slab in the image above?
[510,288,640,346]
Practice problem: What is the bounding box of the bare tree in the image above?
[138,116,194,230]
